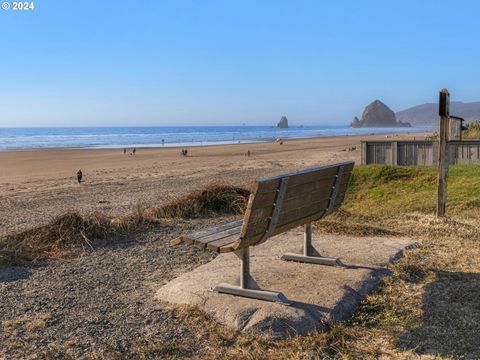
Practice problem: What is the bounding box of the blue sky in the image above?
[0,0,478,127]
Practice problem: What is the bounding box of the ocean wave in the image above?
[0,126,434,150]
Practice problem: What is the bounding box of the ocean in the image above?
[0,125,434,150]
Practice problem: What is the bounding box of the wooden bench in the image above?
[171,161,355,305]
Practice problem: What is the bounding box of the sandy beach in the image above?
[0,132,428,237]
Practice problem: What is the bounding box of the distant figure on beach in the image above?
[77,169,83,184]
[184,149,188,156]
[133,148,136,155]
[247,149,251,157]
[123,148,126,155]
[162,139,165,146]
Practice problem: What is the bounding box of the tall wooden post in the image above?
[437,88,450,217]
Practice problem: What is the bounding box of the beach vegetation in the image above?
[148,184,250,219]
[463,120,480,139]
[0,185,250,262]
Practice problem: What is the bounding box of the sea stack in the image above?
[277,116,289,128]
[350,116,361,128]
[351,100,411,127]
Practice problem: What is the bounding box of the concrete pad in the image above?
[156,230,415,338]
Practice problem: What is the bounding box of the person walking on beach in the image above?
[123,148,126,155]
[133,148,136,155]
[247,149,251,157]
[77,169,83,184]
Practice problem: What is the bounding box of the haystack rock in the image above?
[350,116,361,128]
[360,100,397,127]
[277,116,289,128]
[351,100,412,128]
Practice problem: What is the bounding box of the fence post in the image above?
[361,141,367,165]
[437,88,450,217]
[391,141,398,165]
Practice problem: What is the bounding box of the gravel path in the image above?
[0,217,238,359]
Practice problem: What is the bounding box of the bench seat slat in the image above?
[219,243,236,253]
[206,233,241,253]
[176,220,243,244]
[193,225,242,249]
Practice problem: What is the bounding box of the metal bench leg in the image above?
[281,223,341,266]
[213,247,292,305]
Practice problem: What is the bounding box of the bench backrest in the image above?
[232,161,354,249]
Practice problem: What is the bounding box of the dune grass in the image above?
[344,164,480,217]
[463,120,480,140]
[0,209,157,262]
[148,184,250,219]
[0,185,250,262]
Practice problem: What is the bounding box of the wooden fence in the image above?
[361,140,480,166]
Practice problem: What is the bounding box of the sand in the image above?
[0,132,428,236]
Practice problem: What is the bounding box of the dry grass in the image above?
[463,120,480,139]
[147,184,250,219]
[0,210,157,262]
[0,184,249,263]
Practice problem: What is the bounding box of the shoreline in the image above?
[0,129,431,153]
